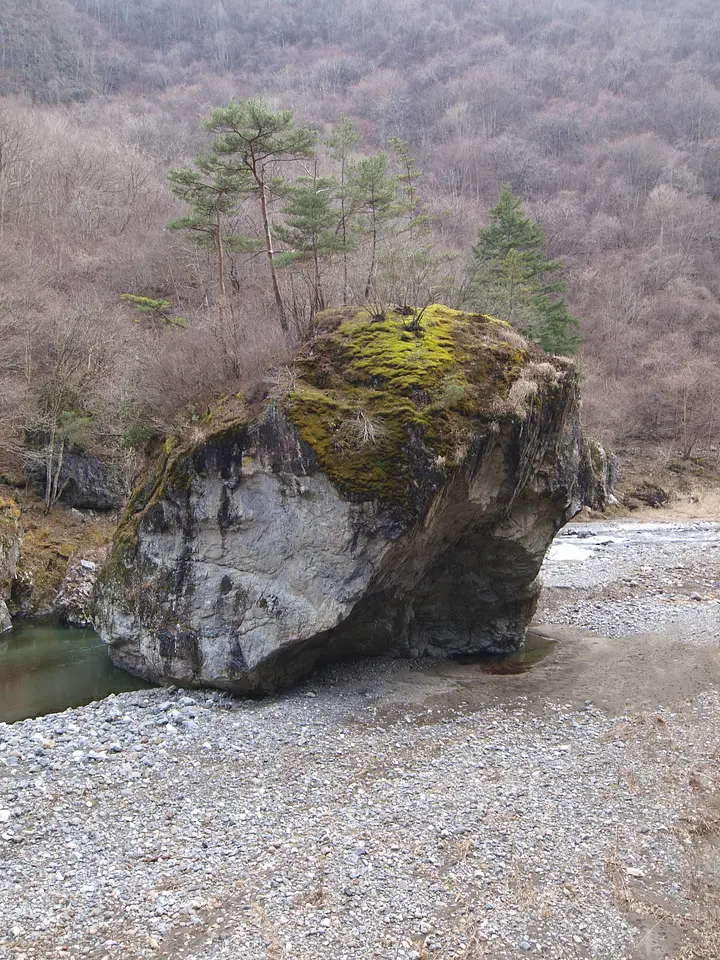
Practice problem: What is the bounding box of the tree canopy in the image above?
[466,187,579,354]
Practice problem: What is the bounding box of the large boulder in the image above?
[578,437,621,511]
[56,450,126,510]
[96,306,609,693]
[54,555,103,627]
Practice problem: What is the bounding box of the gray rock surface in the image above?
[54,557,102,627]
[31,449,126,511]
[0,501,21,633]
[97,400,597,693]
[577,437,620,510]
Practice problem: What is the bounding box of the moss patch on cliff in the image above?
[286,305,535,511]
[0,496,20,547]
[5,496,114,615]
[0,496,21,597]
[108,445,188,577]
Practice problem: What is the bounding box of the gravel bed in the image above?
[1,520,719,960]
[538,520,720,639]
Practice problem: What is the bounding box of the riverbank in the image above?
[1,520,719,960]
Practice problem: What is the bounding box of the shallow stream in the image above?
[4,520,715,724]
[0,623,150,724]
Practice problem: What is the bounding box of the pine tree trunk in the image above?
[364,209,377,301]
[259,179,288,333]
[340,158,349,305]
[215,201,226,301]
[313,242,324,312]
[51,438,65,511]
[44,427,54,514]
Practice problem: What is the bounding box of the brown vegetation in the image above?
[1,484,115,615]
[0,0,719,487]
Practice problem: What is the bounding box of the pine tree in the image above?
[466,186,579,354]
[167,153,255,301]
[120,294,185,327]
[388,137,423,233]
[533,295,580,356]
[326,116,359,305]
[275,169,345,314]
[347,153,399,300]
[203,99,317,333]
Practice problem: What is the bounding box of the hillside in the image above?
[0,0,719,493]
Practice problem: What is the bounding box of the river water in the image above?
[0,623,151,724]
[4,521,716,724]
[548,519,720,562]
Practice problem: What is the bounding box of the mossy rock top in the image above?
[113,305,564,553]
[285,304,538,513]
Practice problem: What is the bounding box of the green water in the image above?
[0,623,151,724]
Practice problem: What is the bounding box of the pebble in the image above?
[0,520,717,960]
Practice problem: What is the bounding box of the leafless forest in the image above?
[1,0,719,483]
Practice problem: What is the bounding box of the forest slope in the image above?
[0,0,719,488]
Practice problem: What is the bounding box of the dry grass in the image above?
[489,325,529,352]
[414,911,489,960]
[605,778,720,960]
[491,375,539,418]
[343,409,390,445]
[491,358,564,417]
[523,360,560,384]
[250,902,287,960]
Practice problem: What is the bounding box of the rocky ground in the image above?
[1,521,719,960]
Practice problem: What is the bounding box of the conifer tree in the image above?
[362,140,451,314]
[389,137,423,234]
[120,294,185,327]
[326,116,359,304]
[466,186,579,354]
[167,153,254,301]
[348,153,398,300]
[275,169,344,313]
[203,99,317,333]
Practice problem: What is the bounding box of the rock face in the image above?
[30,449,126,511]
[55,556,102,627]
[96,306,610,693]
[0,498,21,632]
[578,438,621,511]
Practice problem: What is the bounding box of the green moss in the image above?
[106,447,175,583]
[286,305,536,513]
[0,497,21,523]
[0,497,21,550]
[7,501,114,615]
[105,304,553,568]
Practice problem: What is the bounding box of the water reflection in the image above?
[0,623,151,724]
[450,631,557,673]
